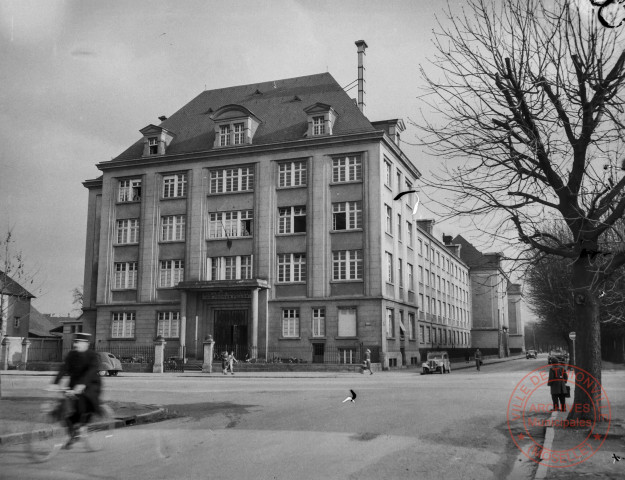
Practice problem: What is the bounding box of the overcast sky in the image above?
[0,0,533,316]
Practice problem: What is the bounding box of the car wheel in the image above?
[98,370,107,376]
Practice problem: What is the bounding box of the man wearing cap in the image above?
[361,349,373,375]
[52,332,102,447]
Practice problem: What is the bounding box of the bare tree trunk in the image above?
[569,256,602,422]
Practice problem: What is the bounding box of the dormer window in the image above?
[313,116,325,136]
[212,105,261,148]
[304,103,338,137]
[140,125,175,157]
[148,137,158,155]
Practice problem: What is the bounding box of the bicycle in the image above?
[27,387,116,462]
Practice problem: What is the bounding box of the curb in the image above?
[534,410,558,480]
[0,407,169,447]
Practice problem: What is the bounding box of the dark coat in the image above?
[54,349,102,409]
[548,365,568,395]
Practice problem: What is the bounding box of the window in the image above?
[279,160,307,187]
[313,116,325,135]
[111,312,135,338]
[162,173,187,198]
[282,309,299,337]
[159,260,184,287]
[425,296,430,313]
[338,307,357,337]
[407,263,414,291]
[398,259,403,287]
[161,215,185,242]
[339,348,357,364]
[419,324,425,343]
[409,313,416,340]
[396,170,402,192]
[419,294,424,311]
[148,137,158,155]
[433,328,437,343]
[157,311,180,338]
[332,201,362,230]
[113,262,137,289]
[399,310,405,340]
[208,211,253,238]
[384,160,392,186]
[209,166,254,193]
[425,269,429,285]
[407,221,413,246]
[13,317,20,328]
[332,250,363,280]
[386,252,393,283]
[418,239,423,255]
[219,125,231,146]
[385,205,392,234]
[397,214,402,241]
[332,156,362,182]
[312,308,325,337]
[118,179,142,202]
[426,326,431,343]
[208,256,253,280]
[116,219,139,244]
[419,266,424,283]
[233,123,245,145]
[277,253,306,282]
[278,206,306,234]
[386,308,395,338]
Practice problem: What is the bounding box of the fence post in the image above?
[153,336,166,373]
[0,337,9,370]
[202,335,214,373]
[21,338,31,369]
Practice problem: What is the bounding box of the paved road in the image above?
[2,357,618,480]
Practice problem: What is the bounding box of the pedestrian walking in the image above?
[361,349,373,375]
[227,351,238,375]
[548,363,568,411]
[475,348,482,372]
[221,351,228,375]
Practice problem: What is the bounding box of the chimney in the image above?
[355,40,368,113]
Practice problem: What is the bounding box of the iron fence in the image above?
[213,344,379,365]
[27,338,63,362]
[94,342,154,364]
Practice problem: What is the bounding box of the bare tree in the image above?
[71,285,83,315]
[415,0,625,420]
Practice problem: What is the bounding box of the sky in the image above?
[0,0,538,318]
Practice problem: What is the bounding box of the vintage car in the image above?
[97,352,123,376]
[421,351,451,374]
[526,349,537,359]
[548,350,569,364]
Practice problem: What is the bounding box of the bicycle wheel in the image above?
[27,406,65,462]
[82,404,116,452]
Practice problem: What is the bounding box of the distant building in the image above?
[80,42,441,369]
[0,270,35,338]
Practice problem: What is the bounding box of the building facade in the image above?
[81,65,448,368]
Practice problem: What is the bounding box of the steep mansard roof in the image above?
[111,72,377,162]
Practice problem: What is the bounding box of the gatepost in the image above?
[20,338,31,369]
[202,335,214,373]
[153,335,166,373]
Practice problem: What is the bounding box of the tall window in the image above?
[386,308,395,338]
[419,325,425,343]
[279,160,307,187]
[409,312,416,340]
[338,307,357,337]
[233,123,245,145]
[407,221,413,246]
[148,137,158,155]
[332,201,362,230]
[157,312,180,338]
[398,259,404,287]
[277,253,306,282]
[312,116,325,135]
[385,205,392,234]
[113,262,137,289]
[159,260,184,287]
[278,206,306,234]
[386,252,394,283]
[332,156,362,182]
[332,250,363,280]
[219,125,231,146]
[208,211,253,238]
[111,312,135,338]
[208,256,252,280]
[116,219,139,244]
[282,309,299,337]
[384,160,392,186]
[161,215,185,242]
[407,263,414,291]
[162,173,187,198]
[312,308,325,337]
[118,179,141,202]
[210,166,254,193]
[397,214,402,241]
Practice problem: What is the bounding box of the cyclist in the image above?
[51,332,102,448]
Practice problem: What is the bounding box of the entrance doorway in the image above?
[214,310,249,358]
[312,343,325,363]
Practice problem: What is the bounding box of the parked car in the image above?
[421,351,451,374]
[526,349,537,359]
[97,352,123,376]
[548,350,569,364]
